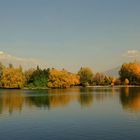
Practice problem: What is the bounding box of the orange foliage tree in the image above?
[119,62,140,85]
[48,69,80,88]
[1,65,25,89]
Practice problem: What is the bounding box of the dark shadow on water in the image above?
[78,88,94,107]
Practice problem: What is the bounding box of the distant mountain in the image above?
[104,67,120,77]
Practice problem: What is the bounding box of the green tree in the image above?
[27,66,49,88]
[25,68,35,85]
[78,67,93,86]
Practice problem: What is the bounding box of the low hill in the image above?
[104,67,120,77]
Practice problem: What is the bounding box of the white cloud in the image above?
[0,51,44,69]
[123,50,140,58]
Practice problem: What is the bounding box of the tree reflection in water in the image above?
[1,87,140,115]
[0,90,25,114]
[120,87,140,112]
[79,88,93,107]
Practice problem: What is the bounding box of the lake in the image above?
[0,87,140,140]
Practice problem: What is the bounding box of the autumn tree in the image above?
[104,76,112,85]
[124,78,129,85]
[93,73,113,86]
[1,65,25,88]
[48,69,79,88]
[119,62,140,85]
[78,67,93,86]
[93,73,105,85]
[0,62,5,87]
[69,73,80,86]
[114,78,121,85]
[111,77,116,86]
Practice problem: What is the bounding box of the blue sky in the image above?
[0,0,140,72]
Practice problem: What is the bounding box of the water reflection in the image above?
[0,90,25,114]
[79,88,93,107]
[120,87,140,112]
[1,87,140,115]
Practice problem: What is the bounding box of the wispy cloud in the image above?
[0,51,44,69]
[123,50,140,58]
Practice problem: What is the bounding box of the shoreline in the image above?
[1,85,140,90]
[86,85,140,88]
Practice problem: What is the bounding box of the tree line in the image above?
[0,61,140,89]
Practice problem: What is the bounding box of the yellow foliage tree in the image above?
[111,77,116,86]
[48,69,80,88]
[1,66,25,89]
[119,62,140,84]
[125,78,129,85]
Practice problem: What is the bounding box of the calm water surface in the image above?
[0,87,140,140]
